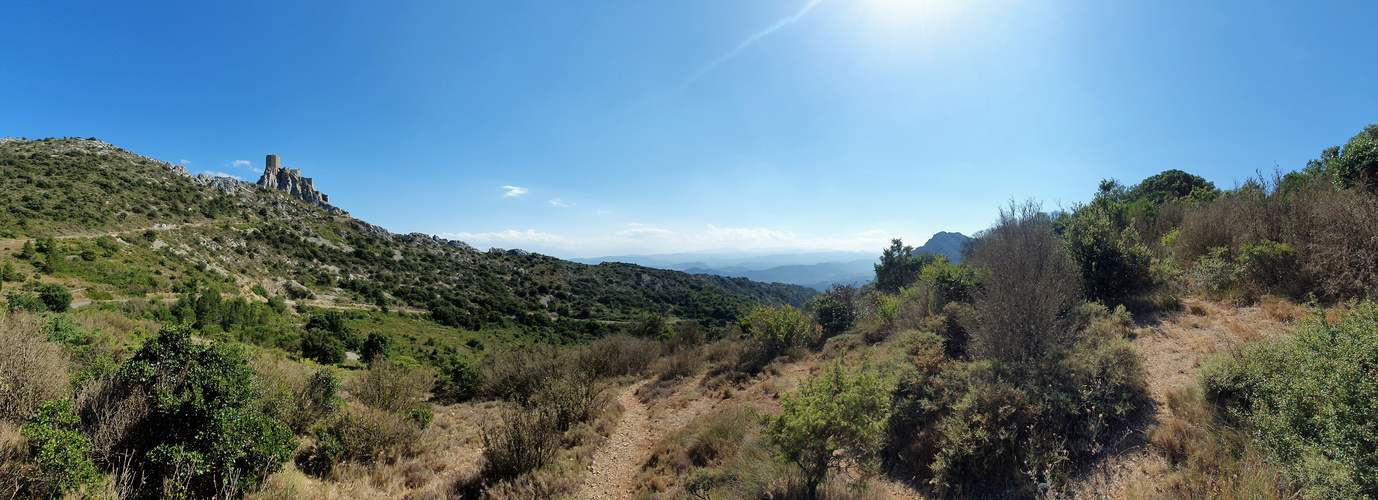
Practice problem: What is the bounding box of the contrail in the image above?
[681,0,824,90]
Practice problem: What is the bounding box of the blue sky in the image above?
[2,0,1375,258]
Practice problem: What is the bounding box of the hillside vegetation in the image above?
[1,125,1375,499]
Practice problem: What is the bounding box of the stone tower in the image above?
[255,154,343,214]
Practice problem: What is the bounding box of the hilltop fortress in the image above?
[256,154,341,213]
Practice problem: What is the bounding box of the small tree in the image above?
[18,240,36,260]
[360,332,395,364]
[768,360,892,498]
[36,283,71,313]
[302,330,347,365]
[874,239,944,294]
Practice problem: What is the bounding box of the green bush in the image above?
[36,284,70,313]
[1064,200,1153,303]
[811,284,857,336]
[1237,239,1298,295]
[114,325,294,496]
[301,329,346,365]
[1199,302,1378,497]
[20,399,100,498]
[767,360,892,498]
[4,291,46,313]
[888,304,1147,495]
[360,331,394,363]
[740,304,817,355]
[1190,246,1243,297]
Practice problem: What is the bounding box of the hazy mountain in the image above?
[576,233,972,291]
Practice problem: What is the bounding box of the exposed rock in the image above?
[193,173,255,196]
[256,154,346,215]
[352,219,393,241]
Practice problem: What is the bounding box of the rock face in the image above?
[256,154,344,214]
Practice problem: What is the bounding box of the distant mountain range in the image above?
[574,231,972,291]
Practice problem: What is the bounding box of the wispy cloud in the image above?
[616,227,674,238]
[440,229,567,246]
[436,221,899,256]
[549,199,572,208]
[682,0,824,89]
[179,159,191,165]
[859,229,886,235]
[232,160,251,168]
[502,186,529,197]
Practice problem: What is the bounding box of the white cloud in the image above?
[200,171,241,180]
[232,160,251,168]
[859,229,886,235]
[703,224,795,243]
[549,199,571,207]
[616,227,674,238]
[502,186,529,197]
[180,159,191,165]
[440,229,567,246]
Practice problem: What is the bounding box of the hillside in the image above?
[0,137,814,338]
[2,126,1375,500]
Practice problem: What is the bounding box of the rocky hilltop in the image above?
[256,154,344,214]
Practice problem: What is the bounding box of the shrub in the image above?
[962,200,1081,363]
[112,325,294,496]
[1064,200,1153,303]
[530,374,607,433]
[480,347,563,402]
[298,403,426,476]
[572,334,657,379]
[20,399,100,497]
[811,284,858,336]
[888,304,1147,495]
[360,331,394,363]
[252,355,341,435]
[0,315,69,422]
[351,358,435,414]
[767,360,892,498]
[300,329,345,365]
[480,405,559,482]
[1199,301,1378,497]
[5,291,46,313]
[1190,246,1243,297]
[36,283,71,313]
[740,304,818,355]
[1237,239,1298,295]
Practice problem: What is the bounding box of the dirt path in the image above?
[578,379,655,500]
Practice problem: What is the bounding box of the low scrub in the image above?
[1199,301,1378,498]
[888,301,1147,496]
[0,313,70,423]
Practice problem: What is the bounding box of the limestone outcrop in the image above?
[256,154,344,214]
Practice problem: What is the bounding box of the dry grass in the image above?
[0,312,71,423]
[251,401,494,499]
[0,421,31,499]
[69,308,159,345]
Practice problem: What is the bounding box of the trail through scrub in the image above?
[577,379,655,500]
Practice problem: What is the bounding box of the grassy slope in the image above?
[0,137,814,351]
